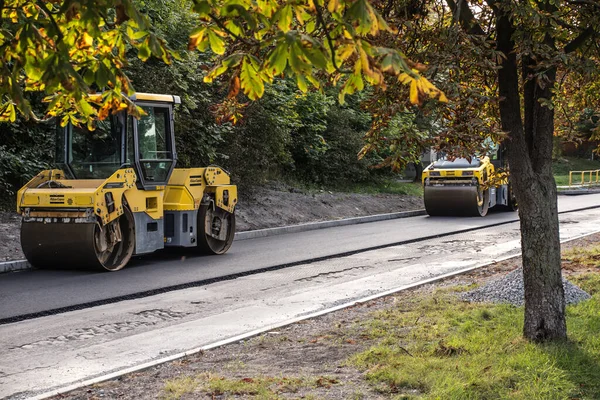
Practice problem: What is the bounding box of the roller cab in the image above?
[17,93,237,271]
[422,152,516,217]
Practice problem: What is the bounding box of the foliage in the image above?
[0,1,406,207]
[290,89,374,184]
[219,80,296,188]
[187,0,446,114]
[125,0,231,167]
[0,117,53,203]
[0,0,174,124]
[350,283,600,398]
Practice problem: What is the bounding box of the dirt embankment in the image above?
[234,185,423,231]
[0,185,423,262]
[0,212,22,263]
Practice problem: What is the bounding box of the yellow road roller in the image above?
[421,150,516,217]
[17,93,237,271]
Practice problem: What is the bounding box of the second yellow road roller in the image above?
[17,93,237,271]
[421,148,517,217]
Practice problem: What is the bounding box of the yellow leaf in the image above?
[398,73,412,85]
[188,27,206,50]
[76,32,94,49]
[337,44,355,61]
[409,80,419,104]
[328,0,339,13]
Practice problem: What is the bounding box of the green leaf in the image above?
[267,42,289,75]
[208,30,226,55]
[193,0,211,17]
[240,56,264,100]
[301,46,328,70]
[296,74,308,92]
[277,4,293,32]
[223,5,257,30]
[24,61,42,81]
[223,53,244,68]
[138,41,151,61]
[96,65,109,88]
[78,99,96,116]
[204,63,228,83]
[83,69,95,85]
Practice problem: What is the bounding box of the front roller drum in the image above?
[21,208,135,271]
[196,204,235,255]
[424,185,490,217]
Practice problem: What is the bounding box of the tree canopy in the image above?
[0,0,173,126]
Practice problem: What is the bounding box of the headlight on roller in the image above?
[429,171,441,176]
[461,171,474,176]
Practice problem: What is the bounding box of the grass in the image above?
[553,156,600,186]
[162,373,339,399]
[316,178,423,197]
[563,243,600,268]
[338,179,424,197]
[283,177,424,197]
[348,275,600,399]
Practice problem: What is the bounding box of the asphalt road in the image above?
[1,194,599,320]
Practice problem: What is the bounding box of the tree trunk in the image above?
[496,8,566,341]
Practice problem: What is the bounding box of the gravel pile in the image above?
[462,268,591,306]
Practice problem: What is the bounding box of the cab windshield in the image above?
[65,115,124,179]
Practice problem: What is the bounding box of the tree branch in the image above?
[564,27,595,53]
[208,14,255,47]
[37,0,65,46]
[445,0,486,35]
[313,0,351,74]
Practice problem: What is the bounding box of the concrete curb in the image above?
[0,209,427,274]
[234,209,427,241]
[0,259,30,273]
[558,189,600,195]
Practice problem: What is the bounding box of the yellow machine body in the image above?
[422,155,514,217]
[17,93,238,271]
[421,156,494,186]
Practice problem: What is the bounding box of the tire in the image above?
[196,203,236,255]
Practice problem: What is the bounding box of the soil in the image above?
[46,234,600,400]
[0,212,23,263]
[234,183,423,232]
[0,183,423,262]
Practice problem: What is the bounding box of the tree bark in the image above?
[495,8,566,341]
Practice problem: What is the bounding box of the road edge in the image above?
[0,209,427,274]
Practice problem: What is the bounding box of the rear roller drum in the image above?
[21,207,135,271]
[197,204,235,255]
[424,184,489,217]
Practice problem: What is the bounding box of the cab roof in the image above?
[87,92,181,104]
[130,93,181,104]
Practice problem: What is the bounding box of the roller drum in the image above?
[21,208,135,271]
[21,222,105,270]
[424,185,489,217]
